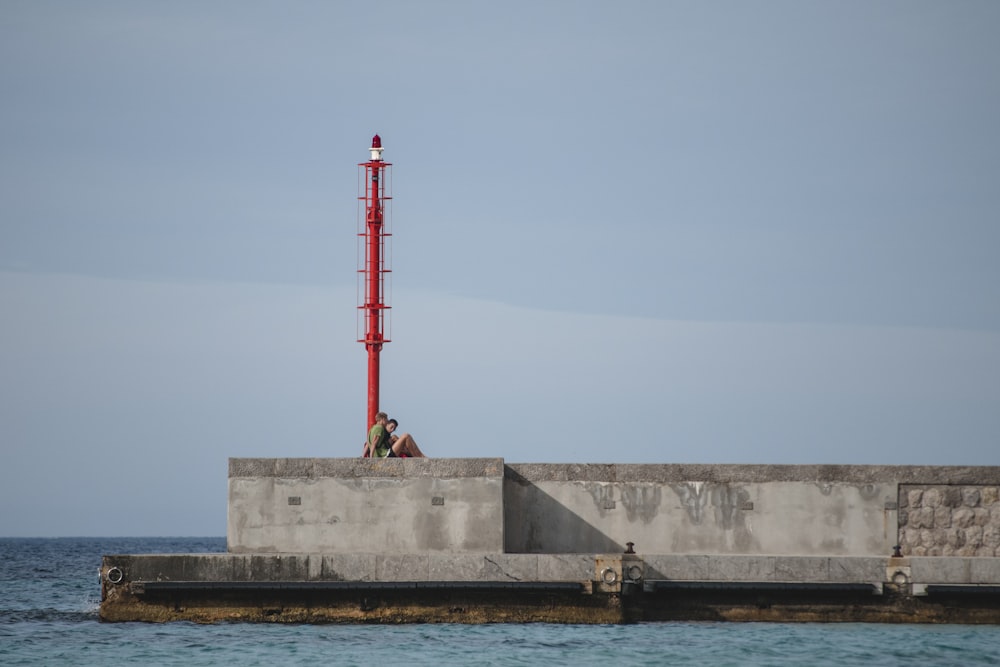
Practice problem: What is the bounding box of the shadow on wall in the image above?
[503,467,622,554]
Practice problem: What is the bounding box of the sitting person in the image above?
[364,412,427,458]
[362,414,394,457]
[373,418,404,457]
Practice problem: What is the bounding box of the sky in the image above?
[2,1,999,536]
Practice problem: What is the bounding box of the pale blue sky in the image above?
[2,1,998,536]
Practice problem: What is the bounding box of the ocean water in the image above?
[1,538,998,666]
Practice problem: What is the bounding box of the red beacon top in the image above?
[369,134,384,161]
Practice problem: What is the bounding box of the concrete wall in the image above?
[504,464,1000,557]
[228,458,505,554]
[228,459,1000,558]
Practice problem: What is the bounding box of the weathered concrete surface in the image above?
[504,464,1000,556]
[100,553,1000,624]
[101,552,595,584]
[100,586,619,624]
[102,553,1000,587]
[504,464,1000,484]
[910,556,1000,584]
[228,460,1000,557]
[643,555,887,583]
[228,458,504,554]
[630,585,1000,624]
[504,478,894,555]
[99,552,605,623]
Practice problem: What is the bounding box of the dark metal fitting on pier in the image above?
[624,542,635,554]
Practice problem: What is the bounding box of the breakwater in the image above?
[101,460,1000,623]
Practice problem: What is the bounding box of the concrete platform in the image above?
[100,552,1000,624]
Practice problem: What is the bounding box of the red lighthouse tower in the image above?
[358,135,391,446]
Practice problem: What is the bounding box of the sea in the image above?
[1,537,998,666]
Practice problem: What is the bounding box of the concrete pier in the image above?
[101,459,1000,623]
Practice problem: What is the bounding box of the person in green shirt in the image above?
[364,412,427,458]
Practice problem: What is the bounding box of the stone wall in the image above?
[898,485,1000,556]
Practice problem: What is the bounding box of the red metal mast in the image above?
[358,134,391,447]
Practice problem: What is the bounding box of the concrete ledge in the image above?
[104,553,596,584]
[643,555,886,583]
[226,460,997,488]
[506,463,1000,485]
[911,557,1000,584]
[230,457,505,479]
[106,554,1000,586]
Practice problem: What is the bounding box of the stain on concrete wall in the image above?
[620,484,662,524]
[670,482,709,525]
[668,483,750,529]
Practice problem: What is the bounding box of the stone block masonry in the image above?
[899,485,1000,556]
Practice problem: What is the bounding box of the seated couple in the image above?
[363,412,427,458]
